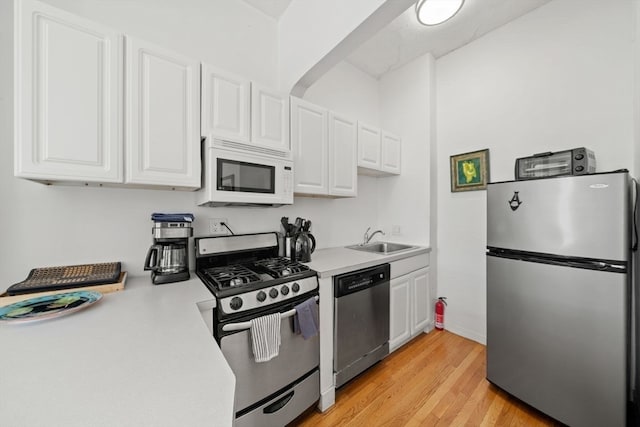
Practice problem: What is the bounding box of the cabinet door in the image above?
[15,0,123,183]
[357,122,381,169]
[411,267,430,335]
[390,276,411,353]
[201,65,250,143]
[382,131,401,175]
[328,113,357,197]
[251,84,290,154]
[125,37,200,188]
[291,97,328,195]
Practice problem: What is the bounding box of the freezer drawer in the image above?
[487,172,629,261]
[487,255,629,427]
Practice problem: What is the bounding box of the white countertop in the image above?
[0,245,430,426]
[304,244,431,277]
[0,276,235,427]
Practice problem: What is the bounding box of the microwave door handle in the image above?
[221,296,318,332]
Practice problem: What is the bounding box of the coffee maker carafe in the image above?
[144,220,192,284]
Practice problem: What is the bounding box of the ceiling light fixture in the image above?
[415,0,464,26]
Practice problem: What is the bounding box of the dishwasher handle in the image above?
[334,263,390,298]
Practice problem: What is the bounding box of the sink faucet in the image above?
[363,227,385,245]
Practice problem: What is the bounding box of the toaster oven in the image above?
[515,148,595,180]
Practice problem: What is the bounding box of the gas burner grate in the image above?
[254,257,310,278]
[203,265,262,289]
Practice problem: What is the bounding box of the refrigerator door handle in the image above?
[486,248,627,273]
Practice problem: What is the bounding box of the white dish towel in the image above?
[250,313,281,363]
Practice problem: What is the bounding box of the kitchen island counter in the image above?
[0,276,234,427]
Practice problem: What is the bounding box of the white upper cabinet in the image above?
[201,66,290,157]
[15,0,123,183]
[291,98,357,198]
[357,122,401,176]
[15,0,201,189]
[125,37,200,188]
[201,65,251,143]
[291,97,328,195]
[328,112,357,197]
[251,84,290,153]
[357,122,381,171]
[382,131,401,175]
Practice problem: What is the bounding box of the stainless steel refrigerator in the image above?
[486,171,632,427]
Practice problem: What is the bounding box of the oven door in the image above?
[218,301,320,414]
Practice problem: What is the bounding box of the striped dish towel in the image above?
[250,313,282,363]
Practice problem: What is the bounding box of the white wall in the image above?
[301,61,381,245]
[279,0,389,93]
[304,61,380,125]
[378,52,436,317]
[0,1,388,289]
[436,0,635,343]
[303,57,436,251]
[38,0,279,87]
[378,54,434,247]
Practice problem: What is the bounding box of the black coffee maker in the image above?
[144,214,193,284]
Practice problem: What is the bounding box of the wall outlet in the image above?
[392,225,402,236]
[209,218,228,234]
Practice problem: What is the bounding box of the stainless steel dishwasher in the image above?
[334,264,390,388]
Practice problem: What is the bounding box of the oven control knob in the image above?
[269,288,279,299]
[281,285,290,296]
[256,291,267,302]
[292,283,300,293]
[230,297,243,311]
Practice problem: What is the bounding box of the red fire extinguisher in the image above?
[435,297,447,330]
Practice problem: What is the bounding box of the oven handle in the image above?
[221,296,319,332]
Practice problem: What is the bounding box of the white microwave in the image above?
[197,139,293,207]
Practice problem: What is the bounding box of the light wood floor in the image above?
[291,330,561,427]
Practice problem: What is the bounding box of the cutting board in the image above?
[0,272,127,307]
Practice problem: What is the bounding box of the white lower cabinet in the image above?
[390,266,430,352]
[390,275,411,350]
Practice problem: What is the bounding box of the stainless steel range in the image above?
[195,232,320,427]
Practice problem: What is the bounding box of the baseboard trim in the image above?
[445,322,486,345]
[318,387,335,412]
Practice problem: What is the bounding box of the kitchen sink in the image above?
[346,242,416,255]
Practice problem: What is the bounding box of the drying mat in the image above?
[1,272,127,307]
[6,262,122,296]
[1,272,126,307]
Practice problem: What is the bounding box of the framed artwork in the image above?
[450,149,490,192]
